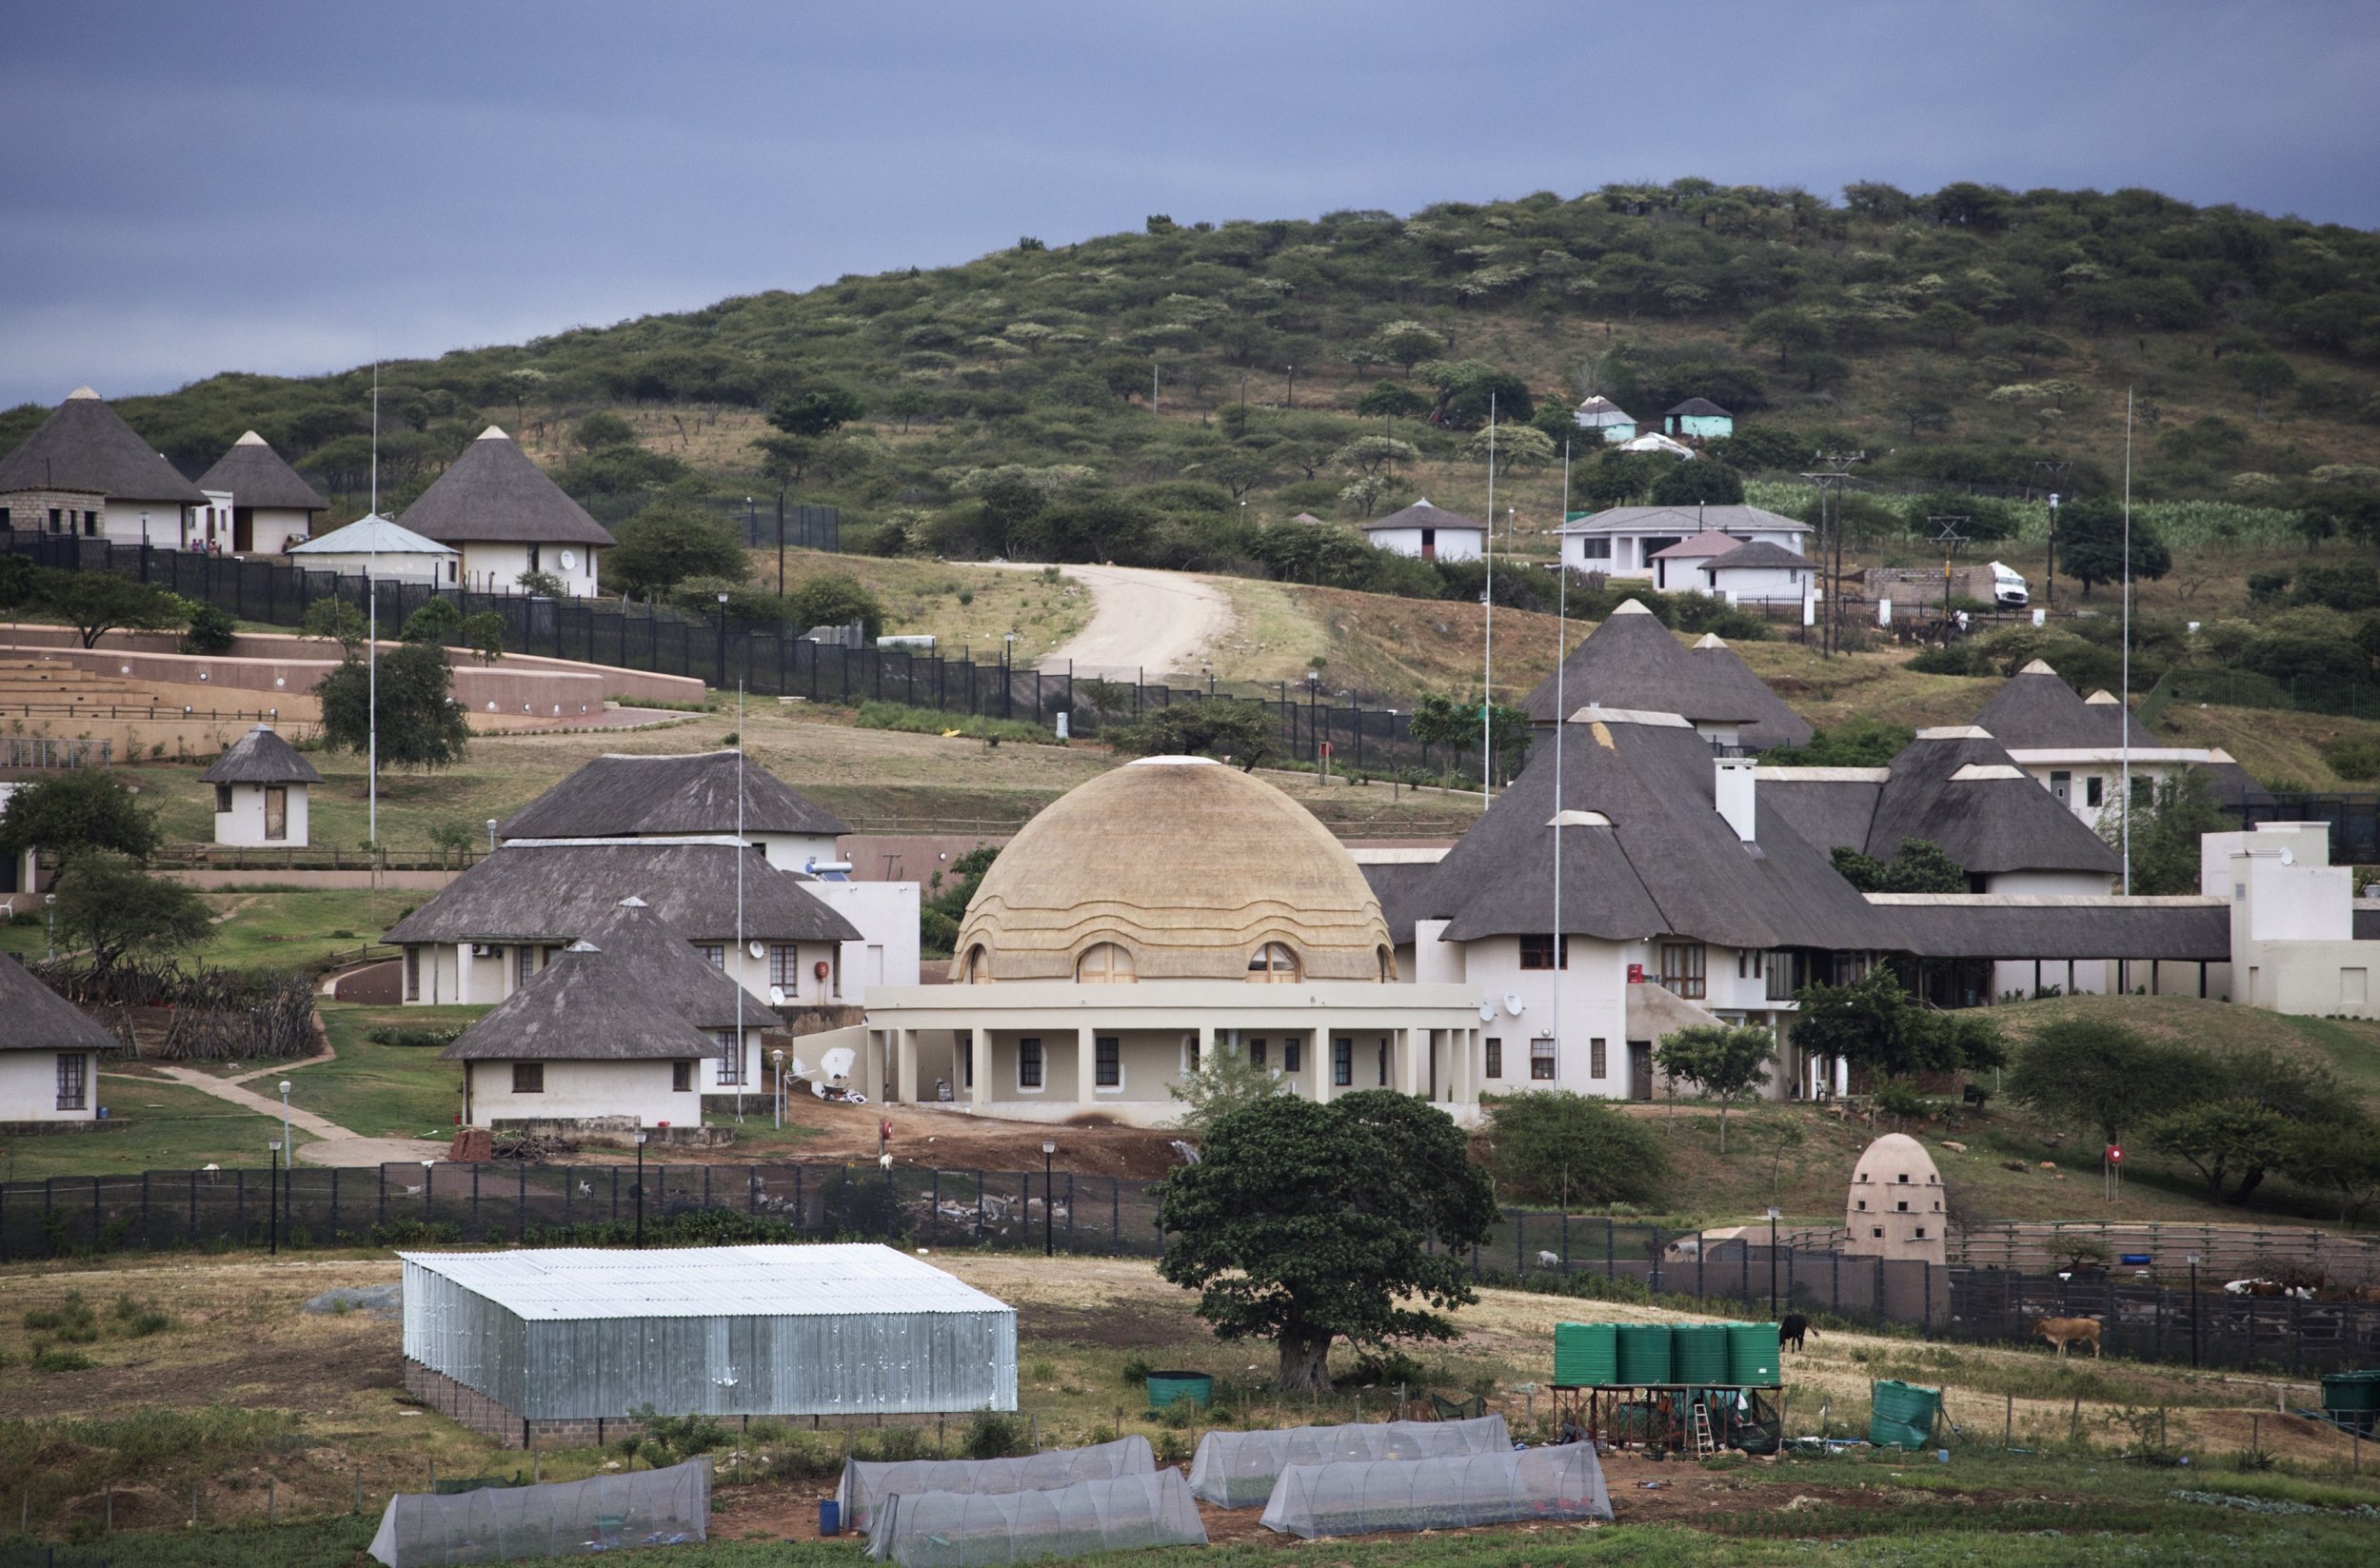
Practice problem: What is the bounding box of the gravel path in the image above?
[993,564,1236,681]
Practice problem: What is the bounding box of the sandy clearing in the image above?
[994,565,1237,682]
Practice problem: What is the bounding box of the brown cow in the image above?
[2033,1316,2103,1359]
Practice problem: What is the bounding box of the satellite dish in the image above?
[1504,993,1525,1017]
[746,939,766,960]
[1478,1002,1497,1023]
[558,548,577,570]
[2279,848,2295,866]
[769,985,788,1006]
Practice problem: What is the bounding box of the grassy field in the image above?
[289,1003,486,1141]
[2,1249,2375,1564]
[2,1075,297,1181]
[744,548,1095,662]
[0,886,407,971]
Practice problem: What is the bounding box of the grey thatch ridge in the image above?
[384,841,860,946]
[1868,897,2230,962]
[1359,862,1440,948]
[1666,397,1732,417]
[1859,730,2122,878]
[1755,775,1885,856]
[497,751,850,841]
[194,433,330,512]
[399,428,614,546]
[1518,602,1815,750]
[200,725,324,785]
[1418,714,1898,950]
[440,946,717,1062]
[563,901,760,1030]
[0,389,207,505]
[1359,498,1486,534]
[0,955,119,1054]
[1970,665,2157,750]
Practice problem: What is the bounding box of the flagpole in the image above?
[2121,388,2133,897]
[1554,439,1571,1071]
[735,684,746,1121]
[367,364,379,855]
[1481,394,1496,807]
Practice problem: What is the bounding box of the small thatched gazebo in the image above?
[201,725,323,847]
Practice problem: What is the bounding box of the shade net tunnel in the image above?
[838,1435,1156,1533]
[1188,1415,1510,1508]
[1259,1443,1613,1539]
[863,1468,1206,1568]
[367,1457,708,1566]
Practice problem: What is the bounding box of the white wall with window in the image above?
[211,780,309,847]
[0,1048,100,1123]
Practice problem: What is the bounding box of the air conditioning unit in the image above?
[470,943,497,959]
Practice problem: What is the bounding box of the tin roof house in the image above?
[287,513,459,585]
[1572,396,1636,443]
[1559,503,1808,581]
[1663,398,1734,440]
[1359,498,1487,563]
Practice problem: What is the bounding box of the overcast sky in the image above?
[5,1,2376,410]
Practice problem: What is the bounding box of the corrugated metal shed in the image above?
[402,1244,1017,1420]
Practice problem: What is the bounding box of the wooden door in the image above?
[1629,1041,1654,1101]
[264,786,287,841]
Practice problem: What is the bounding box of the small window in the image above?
[2085,776,2104,807]
[962,1039,975,1088]
[1898,1172,1910,1182]
[1019,1038,1044,1088]
[214,784,233,813]
[1377,1039,1389,1086]
[1896,1200,1909,1212]
[769,943,800,989]
[2131,775,2152,806]
[2049,769,2071,803]
[1248,943,1300,982]
[1658,943,1707,1000]
[1484,1038,1502,1080]
[1578,536,1612,560]
[697,944,725,970]
[1872,1227,1884,1239]
[511,1062,544,1094]
[1856,1200,1867,1211]
[1914,1227,1928,1238]
[1332,1038,1353,1086]
[1530,1038,1557,1081]
[516,945,536,986]
[1077,943,1137,983]
[715,1030,744,1085]
[404,947,420,1002]
[1282,1038,1302,1074]
[1519,934,1569,971]
[672,1062,693,1093]
[56,1053,87,1112]
[964,945,992,984]
[1248,1038,1267,1069]
[1095,1036,1120,1088]
[1591,1038,1607,1077]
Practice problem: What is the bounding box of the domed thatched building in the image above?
[860,758,1482,1125]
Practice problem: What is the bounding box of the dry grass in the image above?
[741,549,1096,662]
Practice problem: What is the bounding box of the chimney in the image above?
[1715,756,1755,842]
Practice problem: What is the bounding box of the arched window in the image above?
[1377,945,1398,983]
[1247,943,1300,982]
[963,945,992,984]
[1076,942,1137,983]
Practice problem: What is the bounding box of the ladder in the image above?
[1689,1399,1716,1458]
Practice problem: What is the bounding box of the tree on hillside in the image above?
[314,642,469,774]
[1370,321,1443,378]
[784,574,885,641]
[1156,1091,1497,1394]
[1481,1092,1670,1206]
[1109,697,1276,769]
[2003,1017,2214,1145]
[1330,435,1421,476]
[1791,968,2003,1082]
[39,570,188,648]
[1654,1024,1775,1152]
[0,770,162,874]
[2057,496,2171,598]
[1743,307,1827,368]
[1461,424,1556,479]
[607,501,751,601]
[573,410,639,451]
[1759,718,1912,766]
[2147,1100,2293,1203]
[303,596,369,657]
[1355,382,1432,419]
[768,385,864,439]
[1650,459,1744,506]
[52,850,212,972]
[1831,838,1968,894]
[2228,353,2296,420]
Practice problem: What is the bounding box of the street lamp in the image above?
[268,1141,282,1256]
[634,1131,649,1249]
[772,1049,786,1130]
[44,892,57,962]
[1041,1142,1057,1258]
[1766,1206,1782,1320]
[2187,1253,2200,1367]
[716,591,732,690]
[279,1080,293,1227]
[486,819,498,854]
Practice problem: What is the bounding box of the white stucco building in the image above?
[195,431,330,554]
[0,954,115,1127]
[1359,498,1486,563]
[398,427,612,598]
[200,724,322,847]
[1558,504,1810,580]
[1969,660,2236,831]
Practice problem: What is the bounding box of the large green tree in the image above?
[1654,1024,1775,1152]
[313,642,470,774]
[52,849,212,971]
[2004,1017,2214,1144]
[1791,968,2003,1081]
[1831,838,1969,894]
[0,770,163,874]
[1109,697,1277,769]
[1156,1091,1497,1393]
[2057,496,2171,598]
[784,574,886,641]
[38,570,189,648]
[608,501,751,601]
[1480,1091,1670,1206]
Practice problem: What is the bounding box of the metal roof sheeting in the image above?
[401,1244,1018,1419]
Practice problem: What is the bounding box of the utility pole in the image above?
[2036,460,2069,612]
[1798,452,1864,654]
[1927,517,1970,648]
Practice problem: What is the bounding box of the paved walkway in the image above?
[153,1063,447,1167]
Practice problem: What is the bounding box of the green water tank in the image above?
[1672,1322,1730,1384]
[2321,1370,2380,1434]
[1869,1379,1943,1448]
[1726,1321,1782,1385]
[1616,1322,1674,1384]
[1555,1321,1618,1386]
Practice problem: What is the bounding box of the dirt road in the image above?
[996,564,1236,681]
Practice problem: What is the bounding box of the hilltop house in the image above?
[1572,396,1636,443]
[0,955,116,1127]
[494,750,916,999]
[0,387,205,546]
[287,513,459,586]
[1558,504,1809,582]
[1699,541,1815,605]
[201,724,322,847]
[194,431,330,554]
[1663,398,1735,441]
[442,900,769,1140]
[1518,598,1813,752]
[1359,499,1486,563]
[399,427,612,597]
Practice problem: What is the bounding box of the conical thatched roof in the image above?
[1519,600,1814,750]
[498,751,848,841]
[399,427,613,546]
[1359,497,1486,534]
[0,955,118,1054]
[1860,728,2121,878]
[196,432,329,512]
[0,387,206,504]
[1970,661,2156,750]
[201,724,324,785]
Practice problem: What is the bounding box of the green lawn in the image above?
[3,1074,303,1181]
[289,1002,486,1139]
[1,887,408,972]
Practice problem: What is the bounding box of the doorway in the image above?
[233,506,254,553]
[1628,1041,1654,1101]
[264,786,288,842]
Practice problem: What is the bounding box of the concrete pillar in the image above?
[1077,1025,1098,1104]
[1195,1024,1214,1077]
[1831,1054,1849,1097]
[1396,1027,1420,1097]
[969,1030,991,1111]
[455,943,473,1004]
[894,1029,918,1104]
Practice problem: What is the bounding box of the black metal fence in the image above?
[2236,791,2380,866]
[574,494,840,551]
[1945,1267,2380,1376]
[4,534,1482,782]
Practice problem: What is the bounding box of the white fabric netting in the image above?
[367,1457,709,1566]
[1188,1415,1510,1508]
[1259,1442,1612,1538]
[838,1436,1156,1532]
[863,1468,1207,1568]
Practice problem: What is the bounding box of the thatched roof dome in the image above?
[953,757,1393,983]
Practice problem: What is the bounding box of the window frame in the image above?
[1658,942,1708,1000]
[1247,1037,1267,1069]
[1332,1037,1353,1087]
[1578,536,1612,560]
[1017,1037,1045,1091]
[511,1062,544,1095]
[404,947,420,1002]
[1518,933,1569,971]
[1094,1035,1121,1089]
[1247,942,1300,982]
[714,1029,745,1085]
[2085,775,2104,807]
[1282,1038,1302,1075]
[696,943,726,970]
[1590,1037,1608,1078]
[56,1052,87,1112]
[1483,1037,1503,1081]
[516,945,537,987]
[214,784,233,814]
[1076,942,1137,983]
[671,1061,693,1094]
[769,943,801,990]
[1531,1037,1557,1081]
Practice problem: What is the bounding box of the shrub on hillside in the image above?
[1482,1092,1670,1207]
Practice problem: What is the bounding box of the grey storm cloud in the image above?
[2,0,2374,407]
